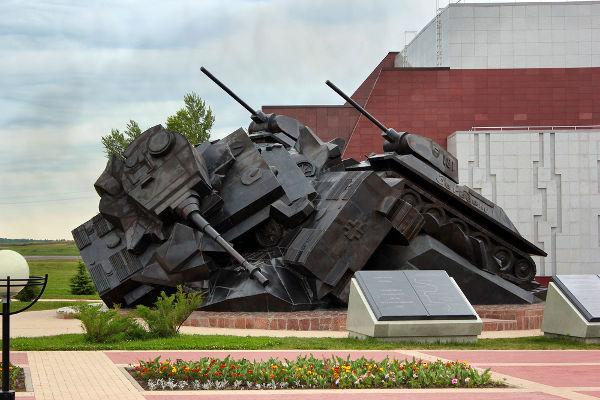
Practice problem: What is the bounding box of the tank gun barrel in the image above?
[177,195,269,286]
[188,211,269,286]
[201,67,268,123]
[326,80,400,142]
[327,79,461,183]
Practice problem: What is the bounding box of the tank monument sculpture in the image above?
[72,68,547,312]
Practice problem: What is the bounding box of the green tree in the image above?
[166,92,215,145]
[101,92,215,158]
[101,120,142,158]
[69,261,96,295]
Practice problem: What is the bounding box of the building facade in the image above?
[264,1,600,277]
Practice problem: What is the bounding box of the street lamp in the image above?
[0,250,47,400]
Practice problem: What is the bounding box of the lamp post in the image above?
[0,250,47,400]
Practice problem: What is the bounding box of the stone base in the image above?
[181,310,347,331]
[543,332,600,344]
[346,278,482,343]
[349,331,478,343]
[541,283,600,341]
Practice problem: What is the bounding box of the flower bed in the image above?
[129,355,501,390]
[0,363,25,392]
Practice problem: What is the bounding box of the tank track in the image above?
[383,173,542,291]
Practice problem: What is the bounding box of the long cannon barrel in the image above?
[326,79,459,183]
[176,195,270,286]
[201,67,268,123]
[188,211,269,286]
[326,80,401,143]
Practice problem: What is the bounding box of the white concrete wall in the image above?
[397,1,600,69]
[448,130,600,276]
[395,8,450,67]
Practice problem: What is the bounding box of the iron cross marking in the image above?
[344,219,365,240]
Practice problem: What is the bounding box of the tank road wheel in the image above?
[400,190,421,209]
[448,218,469,234]
[422,206,445,237]
[470,232,491,247]
[514,258,536,282]
[493,246,514,272]
[423,206,445,223]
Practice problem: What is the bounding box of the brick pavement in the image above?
[26,351,144,400]
[9,349,600,399]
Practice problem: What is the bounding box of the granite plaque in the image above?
[404,270,477,320]
[553,275,600,322]
[354,270,477,321]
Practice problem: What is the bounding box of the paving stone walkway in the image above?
[11,349,600,399]
[26,351,144,400]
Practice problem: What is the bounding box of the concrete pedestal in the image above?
[346,278,482,343]
[541,283,600,344]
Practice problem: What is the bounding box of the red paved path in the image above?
[577,392,600,398]
[422,350,600,364]
[11,351,28,365]
[15,349,600,399]
[477,365,600,387]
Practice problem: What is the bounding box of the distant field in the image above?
[28,260,100,300]
[0,241,80,256]
[10,300,88,313]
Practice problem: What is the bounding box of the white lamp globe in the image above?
[0,250,30,298]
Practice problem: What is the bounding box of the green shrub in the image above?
[134,286,202,338]
[69,261,96,295]
[74,303,145,342]
[14,284,40,302]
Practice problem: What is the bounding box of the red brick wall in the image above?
[260,106,359,144]
[345,67,600,159]
[263,52,399,146]
[265,60,600,161]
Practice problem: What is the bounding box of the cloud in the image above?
[1,0,434,239]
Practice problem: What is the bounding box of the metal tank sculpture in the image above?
[72,68,547,311]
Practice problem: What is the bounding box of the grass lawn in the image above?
[0,241,79,256]
[9,333,600,351]
[26,260,100,300]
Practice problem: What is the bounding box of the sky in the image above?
[0,0,572,240]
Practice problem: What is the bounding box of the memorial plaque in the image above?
[354,270,477,321]
[404,270,477,320]
[553,275,600,322]
[354,271,427,321]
